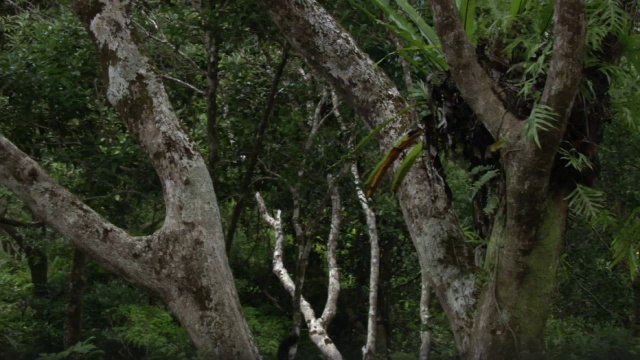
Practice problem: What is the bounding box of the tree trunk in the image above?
[467,192,568,359]
[64,249,88,349]
[0,0,260,357]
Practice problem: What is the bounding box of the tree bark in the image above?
[430,0,584,357]
[0,1,260,358]
[468,193,569,359]
[419,273,432,360]
[64,248,88,349]
[256,190,343,359]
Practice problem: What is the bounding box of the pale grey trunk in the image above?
[0,0,260,358]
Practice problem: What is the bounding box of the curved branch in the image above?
[256,192,343,359]
[0,135,154,283]
[320,177,341,326]
[429,0,517,138]
[538,0,586,158]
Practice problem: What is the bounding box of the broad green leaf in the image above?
[348,103,418,160]
[394,0,441,47]
[509,0,527,23]
[391,141,423,192]
[365,129,423,197]
[458,0,477,40]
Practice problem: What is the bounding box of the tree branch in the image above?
[429,0,518,139]
[0,1,261,355]
[538,0,586,160]
[320,176,341,326]
[0,135,153,282]
[260,0,411,149]
[255,192,343,359]
[225,45,290,254]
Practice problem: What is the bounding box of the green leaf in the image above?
[525,103,557,148]
[365,129,422,197]
[565,184,605,220]
[394,0,441,47]
[361,0,447,71]
[470,166,500,199]
[509,0,527,23]
[458,0,477,40]
[391,141,423,192]
[620,34,640,71]
[558,146,594,172]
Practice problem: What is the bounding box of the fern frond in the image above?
[598,64,627,85]
[610,208,640,279]
[558,146,594,172]
[525,103,557,148]
[470,166,500,199]
[409,81,430,100]
[565,184,605,220]
[483,188,499,216]
[586,0,629,52]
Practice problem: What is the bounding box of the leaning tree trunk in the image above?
[260,0,586,358]
[0,1,260,358]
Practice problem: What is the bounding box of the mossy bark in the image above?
[466,193,568,359]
